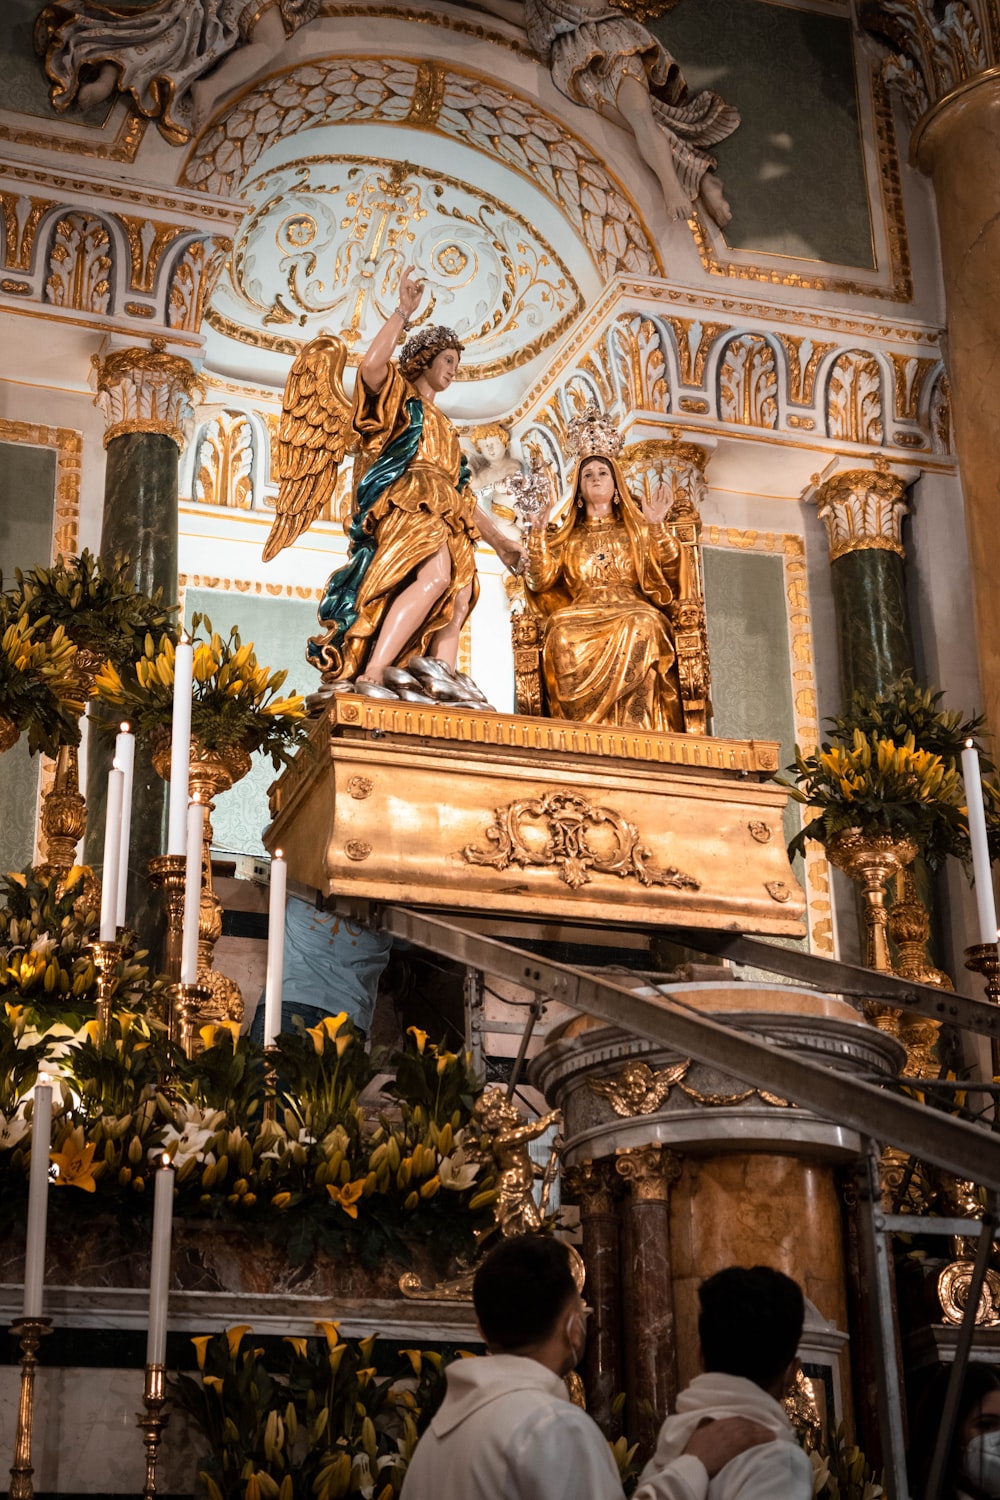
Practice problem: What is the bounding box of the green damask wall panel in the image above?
[0,440,57,872]
[184,589,321,858]
[658,0,874,268]
[702,546,798,850]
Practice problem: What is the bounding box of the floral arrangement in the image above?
[0,865,153,1015]
[0,610,84,755]
[781,680,980,869]
[95,615,309,770]
[0,1003,497,1272]
[6,549,176,669]
[784,729,965,866]
[172,1323,451,1500]
[810,1423,883,1499]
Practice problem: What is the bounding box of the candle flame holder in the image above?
[964,942,1000,1077]
[136,1362,170,1500]
[83,937,123,1033]
[7,1316,52,1500]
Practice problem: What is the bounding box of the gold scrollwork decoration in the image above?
[347,776,374,800]
[345,840,372,862]
[462,790,701,892]
[765,880,792,903]
[937,1259,1000,1327]
[748,820,771,843]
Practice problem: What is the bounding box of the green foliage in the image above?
[6,549,176,667]
[172,1326,455,1500]
[827,680,990,773]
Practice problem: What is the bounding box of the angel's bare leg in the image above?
[427,581,473,666]
[359,543,451,684]
[699,171,732,229]
[614,73,693,223]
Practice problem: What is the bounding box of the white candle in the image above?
[263,851,287,1046]
[146,1155,175,1367]
[23,1080,52,1319]
[99,763,125,941]
[167,636,194,857]
[180,798,205,986]
[114,722,135,929]
[962,738,998,946]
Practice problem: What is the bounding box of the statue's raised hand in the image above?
[642,483,671,526]
[397,265,425,320]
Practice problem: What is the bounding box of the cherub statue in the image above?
[34,0,320,143]
[474,1085,562,1239]
[464,0,740,228]
[465,423,525,547]
[262,266,525,703]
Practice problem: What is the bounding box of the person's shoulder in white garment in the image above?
[634,1265,814,1500]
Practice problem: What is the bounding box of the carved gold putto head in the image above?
[399,325,465,380]
[565,402,625,461]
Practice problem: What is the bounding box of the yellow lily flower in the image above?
[284,1336,309,1359]
[315,1320,340,1348]
[203,1375,224,1394]
[225,1324,252,1358]
[191,1335,212,1371]
[51,1137,98,1192]
[407,1026,428,1054]
[327,1180,365,1218]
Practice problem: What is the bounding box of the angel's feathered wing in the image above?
[262,335,353,563]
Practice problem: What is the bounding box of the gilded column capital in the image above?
[859,0,991,131]
[91,336,203,450]
[622,426,713,524]
[615,1144,682,1202]
[806,455,916,562]
[563,1159,618,1215]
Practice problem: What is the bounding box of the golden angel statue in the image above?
[262,267,525,705]
[523,404,694,732]
[473,1086,563,1240]
[464,0,740,227]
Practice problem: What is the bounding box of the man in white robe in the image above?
[635,1265,815,1500]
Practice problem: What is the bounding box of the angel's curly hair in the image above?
[399,324,465,381]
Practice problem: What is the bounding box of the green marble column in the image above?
[84,342,199,960]
[813,460,943,969]
[813,460,915,702]
[829,547,914,703]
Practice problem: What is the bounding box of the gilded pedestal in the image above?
[265,699,805,935]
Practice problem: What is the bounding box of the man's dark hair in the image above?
[698,1266,804,1390]
[473,1235,577,1350]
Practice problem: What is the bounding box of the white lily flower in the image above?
[438,1147,480,1191]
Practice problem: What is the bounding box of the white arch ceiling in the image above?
[182,40,662,413]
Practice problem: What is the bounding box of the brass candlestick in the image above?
[84,937,123,1032]
[167,980,214,1059]
[965,942,1000,1077]
[7,1316,52,1500]
[147,853,187,982]
[136,1362,170,1500]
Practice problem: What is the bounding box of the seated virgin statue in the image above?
[523,409,691,732]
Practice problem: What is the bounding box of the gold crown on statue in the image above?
[565,402,625,460]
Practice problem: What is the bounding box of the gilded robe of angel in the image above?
[525,452,689,731]
[311,353,480,682]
